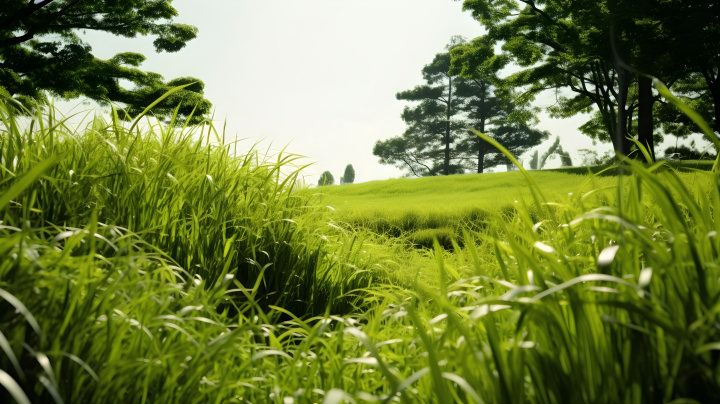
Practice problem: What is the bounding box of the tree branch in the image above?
[0,31,35,48]
[0,0,57,28]
[518,0,570,32]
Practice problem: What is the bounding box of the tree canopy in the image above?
[374,48,468,176]
[0,0,211,123]
[454,0,719,158]
[375,38,547,177]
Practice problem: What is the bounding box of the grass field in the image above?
[1,98,719,403]
[308,163,713,245]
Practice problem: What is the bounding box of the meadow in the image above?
[0,97,719,403]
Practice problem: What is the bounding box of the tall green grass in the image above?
[0,95,718,403]
[0,100,396,317]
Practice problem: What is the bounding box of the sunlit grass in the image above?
[0,96,718,403]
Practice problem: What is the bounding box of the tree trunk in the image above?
[477,117,486,173]
[444,76,452,175]
[615,66,631,156]
[477,140,485,173]
[638,75,655,159]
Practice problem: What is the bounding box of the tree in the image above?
[376,37,547,177]
[450,36,549,173]
[0,0,211,123]
[374,41,468,176]
[578,148,615,166]
[456,0,634,154]
[456,0,719,158]
[340,164,355,184]
[646,1,720,135]
[318,171,334,186]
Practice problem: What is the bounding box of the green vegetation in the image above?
[373,39,547,177]
[1,96,720,403]
[2,1,720,401]
[0,0,211,123]
[318,170,335,186]
[307,170,617,237]
[340,164,355,184]
[454,0,720,158]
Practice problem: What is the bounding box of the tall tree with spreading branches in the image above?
[455,0,719,158]
[374,46,468,176]
[0,0,211,123]
[451,36,549,173]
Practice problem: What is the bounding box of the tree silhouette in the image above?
[317,171,334,186]
[340,164,355,184]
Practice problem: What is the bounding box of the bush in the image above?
[318,170,334,186]
[665,141,716,160]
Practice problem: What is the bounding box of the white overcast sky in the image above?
[56,0,705,184]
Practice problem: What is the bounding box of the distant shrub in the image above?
[578,148,615,166]
[529,150,539,169]
[664,141,716,160]
[318,170,335,186]
[340,164,355,184]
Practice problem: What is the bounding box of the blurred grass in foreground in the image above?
[0,96,718,403]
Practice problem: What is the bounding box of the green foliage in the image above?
[3,116,720,401]
[455,0,720,154]
[340,164,355,184]
[0,97,392,317]
[2,90,720,402]
[318,170,335,186]
[665,140,717,161]
[376,38,547,176]
[0,0,211,124]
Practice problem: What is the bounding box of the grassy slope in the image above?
[306,171,619,253]
[305,165,715,288]
[2,98,719,403]
[310,162,712,237]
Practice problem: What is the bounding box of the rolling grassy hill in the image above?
[307,162,713,239]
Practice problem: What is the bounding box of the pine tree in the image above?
[373,43,467,176]
[451,37,549,173]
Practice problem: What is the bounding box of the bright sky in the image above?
[56,0,705,184]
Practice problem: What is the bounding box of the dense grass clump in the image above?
[1,97,719,403]
[0,101,396,317]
